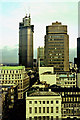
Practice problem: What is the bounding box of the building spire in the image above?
[25,13,27,18]
[29,13,30,18]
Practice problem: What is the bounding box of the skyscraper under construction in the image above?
[44,21,69,72]
[19,14,34,68]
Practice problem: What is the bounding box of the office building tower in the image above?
[78,2,80,37]
[44,21,69,72]
[37,47,44,67]
[19,14,34,68]
[77,37,80,69]
[37,47,44,60]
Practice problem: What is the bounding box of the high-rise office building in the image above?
[44,21,69,72]
[37,47,44,60]
[77,37,80,69]
[37,47,44,67]
[19,14,34,68]
[78,2,80,37]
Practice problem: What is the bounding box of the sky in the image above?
[0,0,79,63]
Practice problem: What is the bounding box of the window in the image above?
[34,117,37,120]
[47,116,49,120]
[43,101,45,104]
[9,81,10,83]
[56,116,59,120]
[43,107,45,113]
[56,107,58,113]
[51,101,53,104]
[68,109,70,113]
[35,107,37,113]
[29,107,32,113]
[35,101,37,104]
[29,117,32,120]
[29,101,32,104]
[16,70,18,73]
[47,107,49,113]
[12,75,14,79]
[47,101,49,104]
[56,101,59,104]
[51,107,53,113]
[51,116,53,120]
[38,116,41,120]
[43,116,45,120]
[39,107,41,113]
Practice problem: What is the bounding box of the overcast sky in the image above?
[0,0,79,63]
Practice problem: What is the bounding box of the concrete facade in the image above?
[0,66,29,99]
[37,47,44,67]
[26,91,61,120]
[56,73,76,88]
[44,21,69,72]
[40,73,56,85]
[77,37,80,70]
[77,73,80,88]
[50,87,80,119]
[39,67,56,85]
[37,47,44,60]
[39,67,54,76]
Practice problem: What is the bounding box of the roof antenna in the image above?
[24,4,27,17]
[28,6,31,17]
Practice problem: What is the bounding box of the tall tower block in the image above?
[44,21,69,72]
[19,14,34,68]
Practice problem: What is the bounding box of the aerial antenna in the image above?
[24,4,27,16]
[28,6,31,17]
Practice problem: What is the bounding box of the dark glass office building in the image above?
[77,37,80,69]
[19,14,34,68]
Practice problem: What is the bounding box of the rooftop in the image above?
[50,86,80,92]
[0,84,16,88]
[0,66,25,70]
[28,90,60,96]
[52,21,62,25]
[41,72,54,75]
[59,74,74,78]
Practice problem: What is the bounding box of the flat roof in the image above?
[0,84,17,88]
[28,91,60,96]
[50,86,80,92]
[0,66,25,70]
[59,75,74,77]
